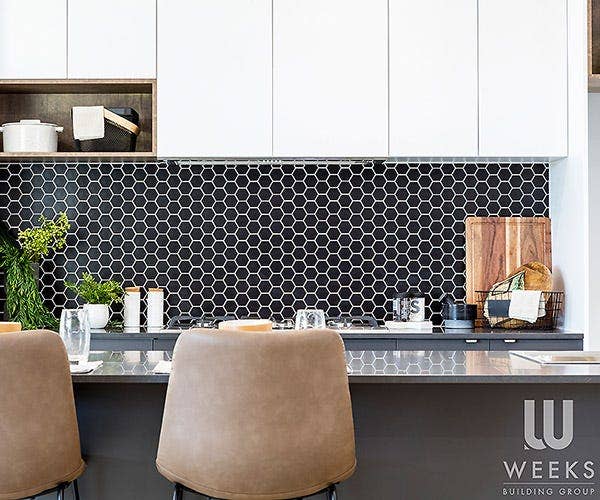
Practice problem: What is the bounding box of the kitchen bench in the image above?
[45,350,600,500]
[90,328,583,352]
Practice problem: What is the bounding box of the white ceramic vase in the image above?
[83,303,110,329]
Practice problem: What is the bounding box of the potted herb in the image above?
[0,213,70,330]
[65,273,124,329]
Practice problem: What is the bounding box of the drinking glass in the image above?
[295,309,326,330]
[59,308,91,364]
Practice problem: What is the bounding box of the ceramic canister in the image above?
[147,288,164,328]
[123,287,141,327]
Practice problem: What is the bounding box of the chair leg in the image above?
[56,484,64,500]
[326,484,337,500]
[172,483,183,500]
[73,479,80,500]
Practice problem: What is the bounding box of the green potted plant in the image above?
[65,273,124,329]
[0,213,70,330]
[18,212,70,281]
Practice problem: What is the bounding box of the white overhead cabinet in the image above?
[273,0,388,157]
[389,0,478,157]
[478,0,568,157]
[68,0,156,78]
[157,0,272,157]
[0,0,67,78]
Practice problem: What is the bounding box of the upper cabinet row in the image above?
[0,0,567,158]
[160,0,567,158]
[0,0,155,79]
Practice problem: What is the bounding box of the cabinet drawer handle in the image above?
[465,339,478,343]
[503,339,517,343]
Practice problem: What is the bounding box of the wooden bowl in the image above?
[0,322,22,333]
[218,319,273,332]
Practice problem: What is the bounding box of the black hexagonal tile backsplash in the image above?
[0,160,548,324]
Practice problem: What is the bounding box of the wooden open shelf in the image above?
[0,79,156,159]
[590,0,600,91]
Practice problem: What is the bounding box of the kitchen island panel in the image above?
[39,380,600,500]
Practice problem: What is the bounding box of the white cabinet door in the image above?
[479,0,567,157]
[157,0,271,157]
[68,0,156,78]
[0,0,67,78]
[273,0,387,157]
[389,0,478,157]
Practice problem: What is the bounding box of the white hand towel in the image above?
[72,106,105,140]
[509,290,543,323]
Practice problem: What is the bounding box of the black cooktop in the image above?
[165,314,379,330]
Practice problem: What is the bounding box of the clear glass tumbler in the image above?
[59,308,91,364]
[295,309,326,330]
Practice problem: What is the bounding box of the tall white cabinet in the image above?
[389,0,478,157]
[68,0,156,78]
[0,0,67,78]
[157,0,272,157]
[273,0,388,157]
[478,0,568,157]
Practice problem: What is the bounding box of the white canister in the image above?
[0,119,64,152]
[147,288,164,328]
[123,287,141,327]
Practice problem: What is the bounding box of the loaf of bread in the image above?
[506,261,552,291]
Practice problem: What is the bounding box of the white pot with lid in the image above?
[0,119,64,153]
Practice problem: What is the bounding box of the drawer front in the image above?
[489,339,583,351]
[396,339,490,351]
[91,338,153,351]
[153,339,178,351]
[343,339,397,351]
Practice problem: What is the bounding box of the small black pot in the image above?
[441,296,477,329]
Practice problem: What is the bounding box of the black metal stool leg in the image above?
[326,484,337,500]
[73,479,80,500]
[56,484,65,500]
[172,483,183,500]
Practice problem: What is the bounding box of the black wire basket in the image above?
[74,107,139,152]
[474,290,564,330]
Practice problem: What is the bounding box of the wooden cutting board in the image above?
[465,217,552,304]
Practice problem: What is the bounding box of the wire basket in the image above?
[474,290,564,330]
[74,107,139,152]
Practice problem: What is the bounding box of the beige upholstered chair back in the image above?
[0,330,85,500]
[156,328,356,500]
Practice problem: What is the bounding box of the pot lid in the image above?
[1,119,59,127]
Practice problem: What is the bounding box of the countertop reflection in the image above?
[71,350,600,384]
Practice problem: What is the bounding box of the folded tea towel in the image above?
[72,106,105,140]
[508,290,544,323]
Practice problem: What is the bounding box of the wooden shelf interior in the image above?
[590,0,600,91]
[0,79,156,155]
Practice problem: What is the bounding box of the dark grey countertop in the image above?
[91,326,583,340]
[72,349,600,384]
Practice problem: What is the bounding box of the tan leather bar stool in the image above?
[157,328,356,500]
[0,330,85,500]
